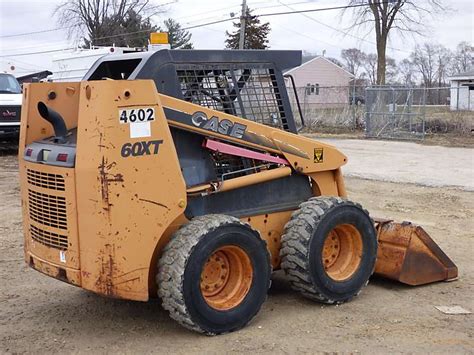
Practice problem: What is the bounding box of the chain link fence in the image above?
[365,86,426,139]
[287,85,473,139]
[365,86,473,139]
[287,85,365,131]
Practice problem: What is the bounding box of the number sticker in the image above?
[119,107,155,124]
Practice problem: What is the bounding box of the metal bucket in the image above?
[374,219,458,286]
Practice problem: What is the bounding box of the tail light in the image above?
[56,153,68,162]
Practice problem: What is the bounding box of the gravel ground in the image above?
[1,139,473,354]
[316,137,474,191]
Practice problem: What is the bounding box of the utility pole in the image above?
[238,0,247,49]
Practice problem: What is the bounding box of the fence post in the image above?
[391,87,395,137]
[351,81,356,128]
[365,86,370,137]
[468,86,471,111]
[457,85,459,110]
[408,87,412,133]
[422,87,426,139]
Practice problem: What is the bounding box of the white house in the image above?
[449,68,474,111]
[284,56,354,108]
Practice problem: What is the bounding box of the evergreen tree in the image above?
[225,8,270,49]
[119,11,158,47]
[162,19,193,49]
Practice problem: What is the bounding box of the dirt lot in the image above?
[1,140,473,354]
[318,138,474,190]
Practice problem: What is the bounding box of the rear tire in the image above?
[280,197,377,304]
[157,214,271,335]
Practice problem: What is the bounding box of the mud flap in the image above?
[374,219,458,286]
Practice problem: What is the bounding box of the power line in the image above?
[182,18,235,30]
[0,25,80,39]
[0,0,176,39]
[86,17,235,43]
[276,0,410,53]
[90,2,391,43]
[172,1,313,26]
[0,48,75,58]
[258,2,389,17]
[0,0,330,41]
[1,2,392,57]
[172,2,242,22]
[272,23,345,51]
[1,40,74,53]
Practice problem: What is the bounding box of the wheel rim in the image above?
[200,245,253,311]
[322,224,363,281]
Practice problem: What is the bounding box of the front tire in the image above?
[280,197,377,304]
[157,214,271,335]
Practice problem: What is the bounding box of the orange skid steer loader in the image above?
[19,49,457,334]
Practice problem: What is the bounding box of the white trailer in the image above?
[49,46,144,82]
[48,33,171,82]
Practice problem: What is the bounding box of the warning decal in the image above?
[314,148,324,163]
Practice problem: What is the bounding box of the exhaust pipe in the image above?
[37,102,68,143]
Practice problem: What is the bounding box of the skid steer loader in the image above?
[18,48,457,335]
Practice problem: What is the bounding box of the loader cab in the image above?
[84,50,311,218]
[84,49,302,133]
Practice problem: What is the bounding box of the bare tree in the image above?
[361,53,377,85]
[410,43,453,104]
[341,48,365,78]
[397,58,415,85]
[450,42,474,74]
[56,0,164,46]
[411,44,438,88]
[344,0,444,85]
[326,57,344,68]
[435,46,452,87]
[385,56,397,84]
[411,43,451,88]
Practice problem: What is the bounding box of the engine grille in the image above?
[28,189,67,230]
[26,168,71,251]
[30,225,68,250]
[27,169,65,191]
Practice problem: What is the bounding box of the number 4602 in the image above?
[119,108,155,124]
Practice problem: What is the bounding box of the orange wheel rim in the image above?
[322,224,363,281]
[200,246,253,311]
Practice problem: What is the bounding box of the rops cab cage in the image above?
[84,49,303,133]
[84,50,310,219]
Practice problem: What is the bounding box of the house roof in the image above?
[449,68,474,81]
[284,56,355,78]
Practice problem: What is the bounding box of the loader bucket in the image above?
[374,219,458,286]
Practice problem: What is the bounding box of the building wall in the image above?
[450,79,474,111]
[285,57,354,107]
